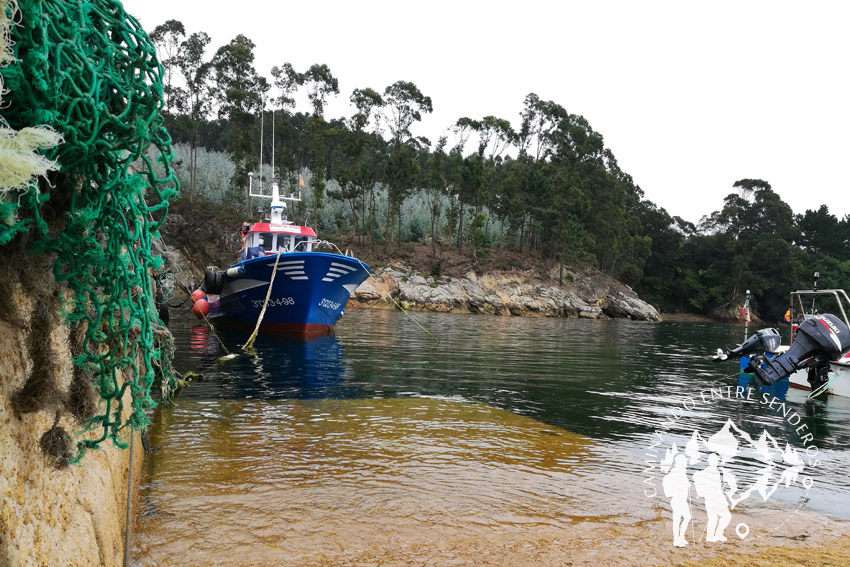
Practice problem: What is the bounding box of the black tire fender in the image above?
[204,268,224,294]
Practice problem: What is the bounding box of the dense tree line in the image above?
[149,21,850,321]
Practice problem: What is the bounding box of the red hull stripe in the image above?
[213,321,334,337]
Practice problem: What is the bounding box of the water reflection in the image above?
[737,372,790,401]
[179,323,355,399]
[167,313,850,508]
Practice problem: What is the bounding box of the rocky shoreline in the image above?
[349,264,661,321]
[152,226,662,322]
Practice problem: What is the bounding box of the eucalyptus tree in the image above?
[380,81,433,146]
[518,93,564,161]
[512,95,569,250]
[471,116,515,254]
[328,87,386,240]
[270,63,304,110]
[330,127,385,240]
[209,34,267,204]
[492,156,525,249]
[175,31,212,201]
[385,142,420,241]
[444,146,464,247]
[476,116,515,161]
[288,64,339,225]
[459,153,485,258]
[422,136,448,255]
[302,64,339,117]
[377,80,432,241]
[451,117,478,155]
[351,87,386,238]
[546,112,615,272]
[302,115,335,225]
[150,20,186,114]
[350,87,384,132]
[448,117,478,249]
[594,157,649,281]
[631,202,691,310]
[268,62,304,189]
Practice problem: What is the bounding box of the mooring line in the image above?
[243,249,283,353]
[122,431,135,567]
[352,256,440,344]
[809,373,837,398]
[707,370,750,381]
[193,294,233,357]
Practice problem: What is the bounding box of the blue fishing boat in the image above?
[192,179,370,335]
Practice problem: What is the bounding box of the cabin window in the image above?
[273,234,293,253]
[294,236,311,251]
[258,233,274,250]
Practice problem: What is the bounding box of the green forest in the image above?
[149,21,850,322]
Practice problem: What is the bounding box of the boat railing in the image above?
[292,239,355,257]
[790,289,850,329]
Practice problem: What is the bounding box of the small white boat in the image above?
[785,276,850,397]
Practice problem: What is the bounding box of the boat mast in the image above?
[250,104,302,227]
[258,100,265,191]
[250,177,301,226]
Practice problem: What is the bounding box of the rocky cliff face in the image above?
[350,265,661,321]
[0,253,143,567]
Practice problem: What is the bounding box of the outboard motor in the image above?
[748,314,850,385]
[715,328,782,361]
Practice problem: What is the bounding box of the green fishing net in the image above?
[0,0,179,458]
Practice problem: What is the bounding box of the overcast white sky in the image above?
[122,0,849,225]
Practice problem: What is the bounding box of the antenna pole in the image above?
[258,99,264,188]
[271,109,275,180]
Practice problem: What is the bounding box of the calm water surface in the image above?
[131,309,850,566]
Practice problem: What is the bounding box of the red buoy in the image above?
[191,289,206,301]
[192,298,210,318]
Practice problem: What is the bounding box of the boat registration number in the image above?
[252,297,295,308]
[319,298,342,310]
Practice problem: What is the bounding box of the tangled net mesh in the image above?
[0,0,178,459]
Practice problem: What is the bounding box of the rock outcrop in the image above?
[349,265,660,321]
[0,252,144,567]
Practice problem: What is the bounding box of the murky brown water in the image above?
[131,311,850,566]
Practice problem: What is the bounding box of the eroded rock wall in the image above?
[350,265,661,321]
[0,252,142,567]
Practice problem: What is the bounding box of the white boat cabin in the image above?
[241,222,317,259]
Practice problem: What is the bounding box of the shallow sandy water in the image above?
[131,397,850,566]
